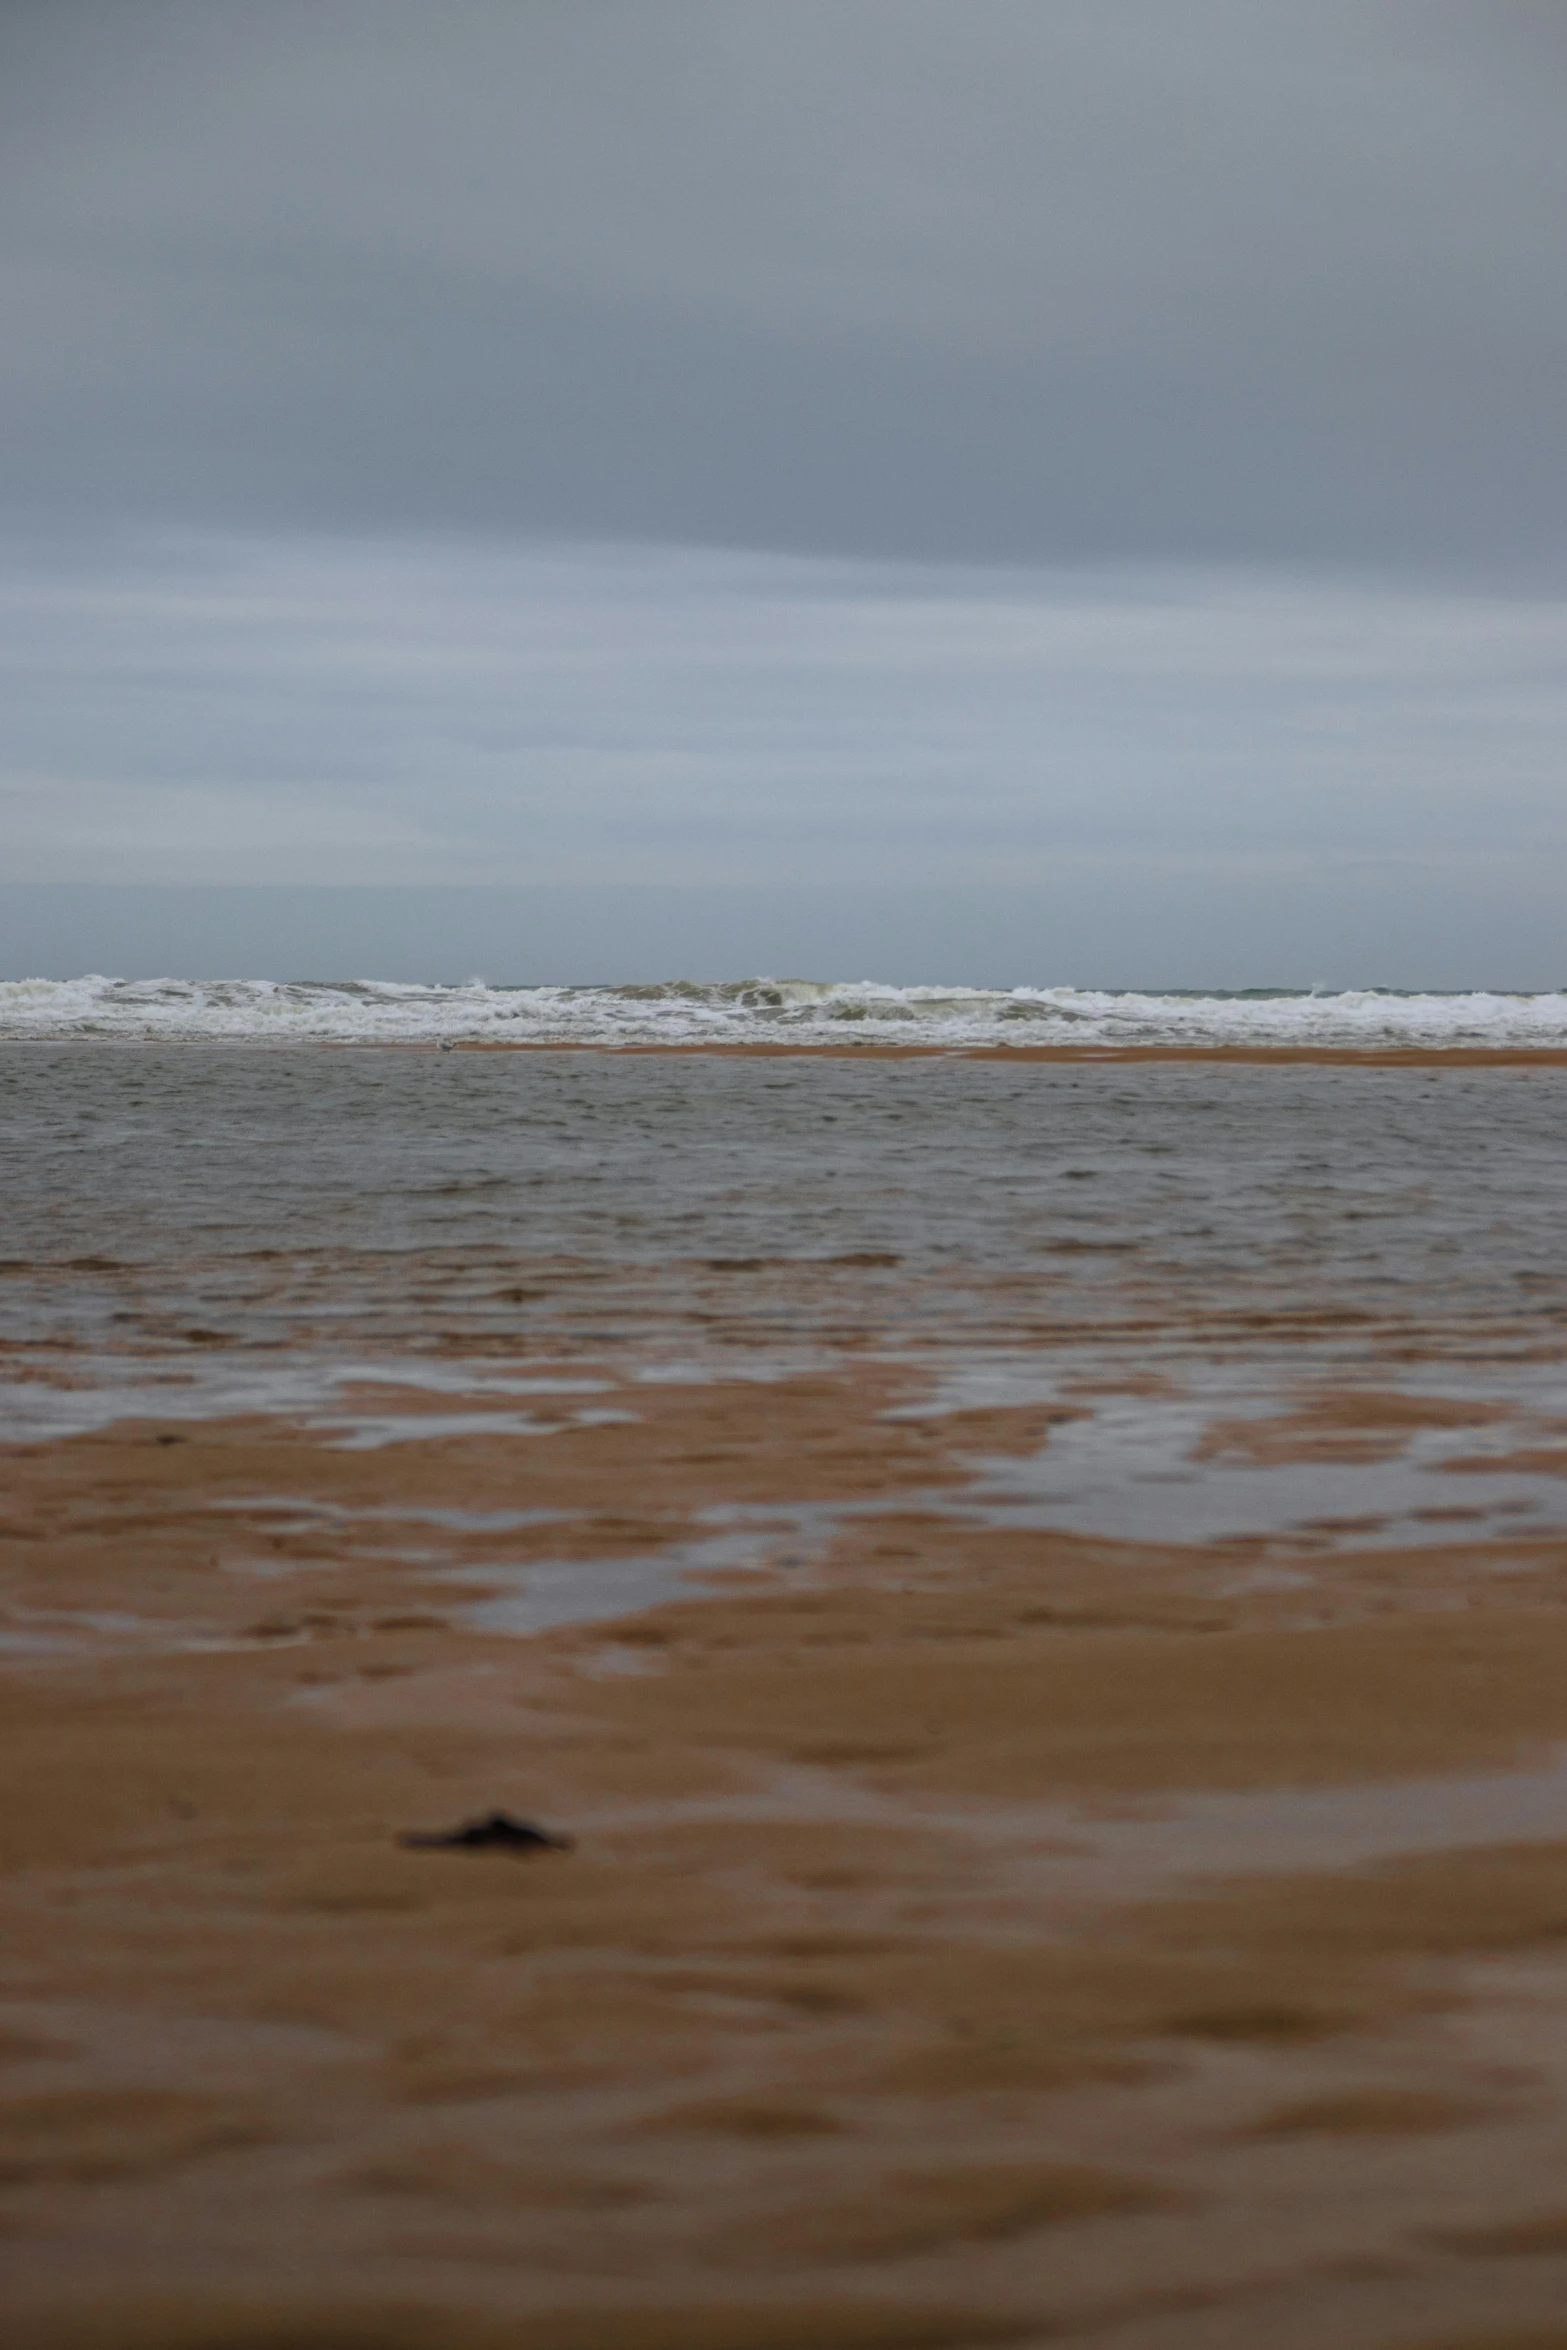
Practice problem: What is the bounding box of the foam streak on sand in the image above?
[8,972,1567,1048]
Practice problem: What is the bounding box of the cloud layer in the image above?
[5,2,1566,564]
[5,9,1563,985]
[4,530,1566,983]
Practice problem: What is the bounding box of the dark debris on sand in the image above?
[399,1811,574,1854]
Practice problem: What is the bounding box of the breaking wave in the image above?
[5,974,1567,1048]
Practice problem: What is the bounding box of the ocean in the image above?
[5,973,1567,1047]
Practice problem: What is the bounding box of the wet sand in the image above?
[7,1043,1567,2346]
[442,1043,1567,1066]
[10,1300,1567,2350]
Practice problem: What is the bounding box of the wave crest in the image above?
[4,974,1567,1047]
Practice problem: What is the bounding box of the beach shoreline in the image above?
[437,1040,1567,1067]
[12,1036,1567,1068]
[7,1048,1567,2345]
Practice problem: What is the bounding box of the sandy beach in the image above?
[440,1045,1567,1067]
[7,1046,1567,2348]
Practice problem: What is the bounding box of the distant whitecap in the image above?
[4,973,1567,1049]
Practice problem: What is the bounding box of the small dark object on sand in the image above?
[399,1810,573,1854]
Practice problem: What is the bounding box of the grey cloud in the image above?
[4,532,1566,894]
[3,2,1565,565]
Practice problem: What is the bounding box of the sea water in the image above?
[3,1038,1566,1558]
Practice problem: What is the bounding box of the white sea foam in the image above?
[4,973,1567,1048]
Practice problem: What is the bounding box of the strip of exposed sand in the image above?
[8,1321,1567,2350]
[439,1043,1567,1067]
[15,1038,1567,1066]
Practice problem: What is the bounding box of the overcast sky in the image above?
[3,2,1565,983]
